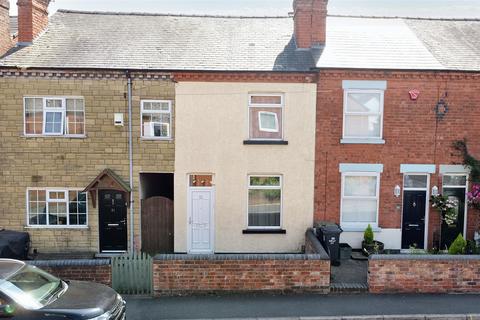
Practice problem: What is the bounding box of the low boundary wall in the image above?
[369,254,480,293]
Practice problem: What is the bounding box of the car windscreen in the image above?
[0,265,63,310]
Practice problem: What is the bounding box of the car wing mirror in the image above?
[0,305,15,318]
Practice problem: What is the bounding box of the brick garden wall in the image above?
[153,253,330,295]
[368,255,480,293]
[314,70,480,247]
[28,259,112,286]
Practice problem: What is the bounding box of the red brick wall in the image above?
[29,261,112,286]
[153,254,330,295]
[369,256,480,293]
[0,0,12,55]
[293,0,327,48]
[314,70,480,246]
[17,0,50,43]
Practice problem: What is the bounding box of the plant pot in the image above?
[362,240,384,256]
[340,243,352,260]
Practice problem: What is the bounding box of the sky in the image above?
[8,0,480,18]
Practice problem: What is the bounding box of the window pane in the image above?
[346,93,381,113]
[46,99,62,108]
[250,107,282,140]
[250,176,281,187]
[342,199,377,223]
[443,175,467,186]
[189,175,213,187]
[44,111,63,134]
[25,98,44,135]
[404,175,428,188]
[344,176,377,197]
[29,190,38,201]
[150,101,170,111]
[142,113,170,138]
[250,95,282,105]
[248,189,281,227]
[258,112,278,132]
[344,114,381,138]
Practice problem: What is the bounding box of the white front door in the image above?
[188,187,214,253]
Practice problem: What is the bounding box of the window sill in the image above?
[22,135,87,139]
[242,229,286,234]
[341,226,382,232]
[243,140,288,145]
[340,138,385,145]
[140,137,173,142]
[24,226,90,230]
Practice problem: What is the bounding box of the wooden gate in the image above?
[112,251,152,295]
[141,196,174,255]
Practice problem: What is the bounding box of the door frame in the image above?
[98,189,128,253]
[187,179,215,254]
[441,173,469,239]
[401,173,430,250]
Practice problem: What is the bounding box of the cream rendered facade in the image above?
[174,82,317,253]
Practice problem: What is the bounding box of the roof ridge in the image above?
[56,9,291,19]
[328,14,480,22]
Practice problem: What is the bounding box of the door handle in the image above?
[108,223,119,227]
[188,217,192,225]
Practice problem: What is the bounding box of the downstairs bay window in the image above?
[24,97,85,136]
[27,189,87,227]
[340,171,380,229]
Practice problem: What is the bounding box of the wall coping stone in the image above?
[370,254,480,261]
[305,228,330,259]
[154,253,328,261]
[27,259,111,267]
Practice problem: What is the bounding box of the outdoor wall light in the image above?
[432,185,439,196]
[394,185,401,197]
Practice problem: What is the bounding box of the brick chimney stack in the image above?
[0,0,12,55]
[17,0,50,44]
[293,0,328,49]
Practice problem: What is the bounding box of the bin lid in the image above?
[319,224,343,233]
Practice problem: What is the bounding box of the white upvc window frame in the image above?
[340,171,380,229]
[247,175,283,230]
[26,188,88,229]
[140,100,173,140]
[342,89,384,143]
[248,93,284,141]
[24,96,86,137]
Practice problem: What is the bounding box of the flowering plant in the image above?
[430,195,459,226]
[467,184,480,210]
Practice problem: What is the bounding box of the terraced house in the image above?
[0,0,317,255]
[0,0,479,257]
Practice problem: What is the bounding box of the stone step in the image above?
[330,282,369,293]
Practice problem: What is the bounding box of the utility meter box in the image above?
[114,113,124,126]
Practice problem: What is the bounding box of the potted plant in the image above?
[361,224,384,256]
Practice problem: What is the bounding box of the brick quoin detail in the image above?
[40,265,112,286]
[153,258,330,295]
[314,69,480,247]
[369,257,480,294]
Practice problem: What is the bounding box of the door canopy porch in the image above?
[83,169,131,208]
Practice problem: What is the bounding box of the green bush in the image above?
[364,224,374,244]
[448,234,467,255]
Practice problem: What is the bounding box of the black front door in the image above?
[99,190,127,252]
[401,190,426,249]
[440,188,466,249]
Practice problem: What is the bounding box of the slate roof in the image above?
[1,10,479,72]
[0,10,312,71]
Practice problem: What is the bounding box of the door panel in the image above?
[441,188,466,249]
[401,190,426,249]
[141,196,174,255]
[99,190,127,252]
[189,189,213,252]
